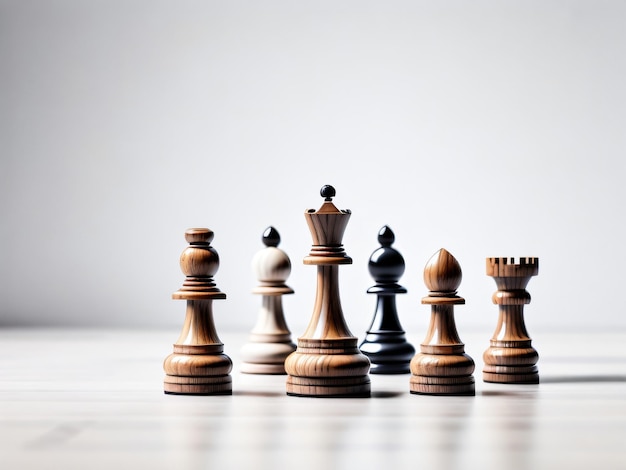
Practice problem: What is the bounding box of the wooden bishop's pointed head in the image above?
[422,248,464,305]
[303,185,352,265]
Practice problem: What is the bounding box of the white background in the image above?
[1,0,625,337]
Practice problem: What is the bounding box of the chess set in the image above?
[163,185,539,397]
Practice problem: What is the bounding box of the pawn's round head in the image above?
[253,227,291,282]
[423,248,462,293]
[368,226,405,282]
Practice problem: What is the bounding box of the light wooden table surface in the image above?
[1,328,625,470]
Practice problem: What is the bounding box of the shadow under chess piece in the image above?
[410,248,475,396]
[359,225,415,374]
[240,226,296,374]
[483,257,539,384]
[163,228,232,395]
[285,185,371,397]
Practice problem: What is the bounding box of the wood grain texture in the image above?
[285,186,370,397]
[163,228,232,395]
[410,248,475,396]
[483,257,539,384]
[240,227,296,374]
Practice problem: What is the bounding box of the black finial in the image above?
[368,226,405,289]
[377,226,395,247]
[320,185,336,201]
[262,226,280,247]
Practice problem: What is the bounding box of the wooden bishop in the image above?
[284,185,371,397]
[410,248,475,396]
[483,257,539,384]
[163,228,232,395]
[240,226,296,374]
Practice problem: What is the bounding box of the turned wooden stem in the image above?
[301,265,354,340]
[173,300,223,354]
[421,305,465,354]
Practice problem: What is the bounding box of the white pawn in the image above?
[240,227,296,374]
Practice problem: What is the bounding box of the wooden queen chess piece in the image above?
[163,228,232,395]
[240,226,297,374]
[483,257,539,384]
[285,185,371,397]
[410,248,475,396]
[359,226,415,374]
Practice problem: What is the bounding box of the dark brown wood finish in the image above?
[483,257,539,384]
[410,248,475,396]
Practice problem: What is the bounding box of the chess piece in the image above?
[163,228,232,395]
[285,185,371,397]
[240,226,296,374]
[359,226,415,374]
[483,257,539,384]
[410,248,475,396]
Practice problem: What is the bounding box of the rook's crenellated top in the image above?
[487,257,539,278]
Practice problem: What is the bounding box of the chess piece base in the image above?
[360,334,415,375]
[483,341,539,384]
[164,375,233,395]
[410,350,475,396]
[409,376,476,396]
[286,375,371,398]
[285,338,371,398]
[483,364,539,384]
[240,339,296,375]
[163,351,233,396]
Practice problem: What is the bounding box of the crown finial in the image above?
[185,228,214,244]
[320,185,336,201]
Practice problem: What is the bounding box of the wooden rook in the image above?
[163,228,232,395]
[285,185,371,397]
[359,225,415,374]
[410,248,475,396]
[240,226,296,374]
[483,257,539,384]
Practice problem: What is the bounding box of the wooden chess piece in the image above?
[163,228,232,395]
[240,226,296,374]
[285,185,371,397]
[359,226,415,374]
[410,248,475,396]
[483,257,539,384]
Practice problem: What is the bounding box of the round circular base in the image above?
[369,361,411,374]
[164,375,232,395]
[286,375,371,398]
[483,364,539,384]
[410,375,475,396]
[240,362,286,375]
[483,371,539,384]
